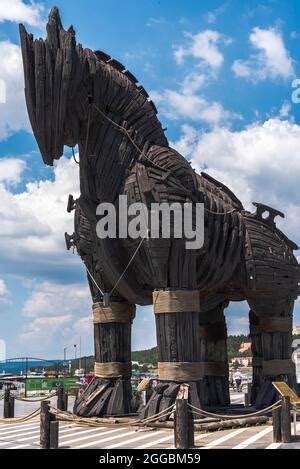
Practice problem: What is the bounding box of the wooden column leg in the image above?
[74,302,134,417]
[199,302,230,407]
[249,298,296,408]
[249,309,263,405]
[141,289,202,419]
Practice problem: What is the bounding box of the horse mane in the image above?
[88,48,168,148]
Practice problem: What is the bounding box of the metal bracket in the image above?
[64,232,76,250]
[67,194,77,213]
[252,202,284,227]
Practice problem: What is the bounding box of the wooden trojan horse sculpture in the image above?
[20,7,299,417]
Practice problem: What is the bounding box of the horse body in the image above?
[20,8,299,415]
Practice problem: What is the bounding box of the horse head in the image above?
[20,7,167,170]
[19,7,85,164]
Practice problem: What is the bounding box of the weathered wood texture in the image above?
[3,390,14,418]
[281,396,292,443]
[40,401,51,449]
[20,7,299,417]
[73,320,132,416]
[272,406,282,443]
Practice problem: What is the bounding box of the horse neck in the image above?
[78,57,168,203]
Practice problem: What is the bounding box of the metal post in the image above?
[25,357,28,398]
[281,396,292,443]
[293,409,297,437]
[79,336,82,370]
[244,392,250,407]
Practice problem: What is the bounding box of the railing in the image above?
[0,387,298,449]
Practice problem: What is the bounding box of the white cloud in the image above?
[232,27,294,81]
[279,101,291,118]
[0,278,10,311]
[205,12,216,24]
[0,41,31,140]
[152,88,230,125]
[155,30,236,126]
[173,118,300,244]
[0,0,44,27]
[22,281,90,318]
[0,156,81,277]
[18,283,158,356]
[174,30,229,70]
[0,158,26,185]
[227,315,249,336]
[0,279,8,299]
[19,281,92,355]
[146,17,165,27]
[132,306,156,350]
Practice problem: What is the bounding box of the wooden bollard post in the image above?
[248,382,252,401]
[63,391,68,412]
[175,398,189,449]
[9,394,14,418]
[281,396,292,443]
[57,387,64,411]
[3,389,14,418]
[174,384,193,449]
[3,389,10,418]
[272,406,282,442]
[50,421,59,449]
[188,409,195,447]
[244,383,252,407]
[40,400,51,449]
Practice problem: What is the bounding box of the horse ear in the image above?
[20,7,78,165]
[46,6,64,50]
[46,7,77,52]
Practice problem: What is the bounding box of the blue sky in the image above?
[0,0,299,359]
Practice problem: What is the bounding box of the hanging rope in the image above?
[49,403,175,428]
[85,265,105,296]
[109,232,147,296]
[14,391,58,402]
[0,408,41,424]
[72,146,80,164]
[85,231,147,300]
[91,102,237,216]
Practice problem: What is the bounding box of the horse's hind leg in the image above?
[199,301,230,407]
[73,300,135,417]
[141,292,230,419]
[248,296,296,408]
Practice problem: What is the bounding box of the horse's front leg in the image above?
[74,299,135,417]
[141,289,203,419]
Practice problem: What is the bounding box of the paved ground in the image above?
[0,419,299,449]
[0,392,299,449]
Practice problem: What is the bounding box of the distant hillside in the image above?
[71,334,300,370]
[131,335,252,366]
[131,347,158,365]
